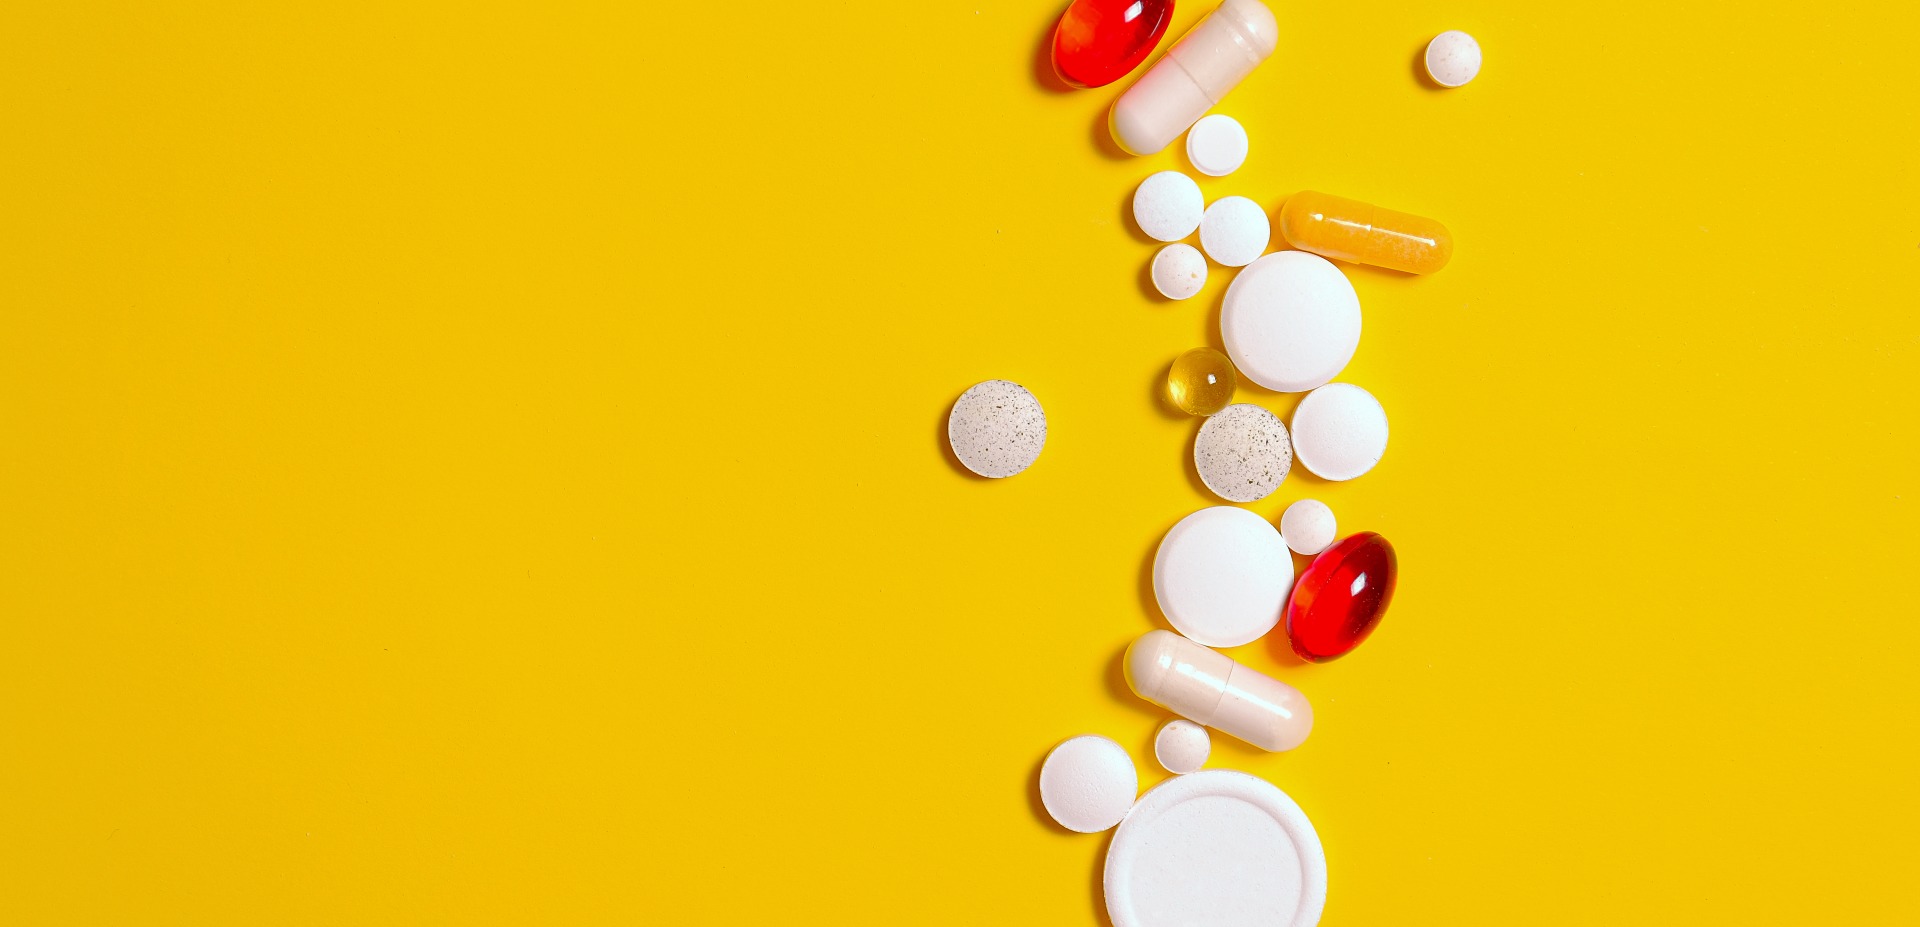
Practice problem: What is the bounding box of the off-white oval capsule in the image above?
[1124,630,1313,752]
[1110,0,1278,156]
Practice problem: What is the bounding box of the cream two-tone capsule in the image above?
[1124,630,1313,751]
[1110,0,1278,156]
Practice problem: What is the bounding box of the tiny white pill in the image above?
[1185,114,1249,177]
[1193,403,1292,504]
[1425,30,1482,88]
[1039,734,1139,834]
[1153,505,1293,647]
[1280,499,1337,555]
[947,380,1046,478]
[1220,251,1362,393]
[1291,382,1389,481]
[1198,196,1270,267]
[1133,171,1205,243]
[1153,720,1212,775]
[1151,244,1208,300]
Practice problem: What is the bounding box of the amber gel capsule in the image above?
[1278,191,1454,274]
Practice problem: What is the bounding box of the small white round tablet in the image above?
[1186,115,1248,177]
[1152,505,1293,647]
[1133,171,1205,243]
[1425,30,1482,88]
[1039,734,1139,834]
[1291,382,1389,481]
[1220,251,1361,393]
[1105,770,1327,927]
[1151,244,1208,300]
[1198,196,1270,267]
[1153,720,1211,774]
[947,380,1046,478]
[1193,403,1292,504]
[1279,499,1337,555]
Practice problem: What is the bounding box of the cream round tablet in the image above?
[1039,734,1139,834]
[1105,770,1327,927]
[1279,499,1337,555]
[1133,171,1205,243]
[1153,720,1211,774]
[1198,196,1269,267]
[947,380,1046,478]
[1291,382,1388,481]
[1151,244,1208,300]
[1193,403,1292,504]
[1186,115,1248,177]
[1425,30,1482,88]
[1220,251,1361,393]
[1152,505,1293,648]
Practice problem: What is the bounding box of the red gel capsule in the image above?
[1051,0,1174,89]
[1284,532,1398,662]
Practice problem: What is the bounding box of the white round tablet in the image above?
[1193,403,1292,504]
[947,380,1046,479]
[1186,114,1249,177]
[1151,244,1208,300]
[1425,30,1482,88]
[1133,171,1205,243]
[1153,720,1211,774]
[1152,505,1293,648]
[1291,382,1389,481]
[1105,770,1327,927]
[1039,734,1139,834]
[1220,251,1362,393]
[1279,499,1337,555]
[1198,196,1270,267]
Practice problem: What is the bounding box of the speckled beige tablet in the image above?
[948,380,1047,478]
[1193,403,1291,503]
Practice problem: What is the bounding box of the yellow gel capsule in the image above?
[1277,191,1454,275]
[1167,347,1236,416]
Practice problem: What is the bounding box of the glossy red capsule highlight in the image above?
[1050,0,1174,89]
[1284,532,1398,662]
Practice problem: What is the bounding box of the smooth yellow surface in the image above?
[3,2,1917,924]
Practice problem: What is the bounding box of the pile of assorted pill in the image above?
[947,4,1476,924]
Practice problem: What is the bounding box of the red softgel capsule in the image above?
[1051,0,1174,89]
[1284,532,1399,662]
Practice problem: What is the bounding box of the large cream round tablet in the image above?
[1133,171,1205,242]
[1291,382,1388,481]
[948,380,1046,478]
[1105,770,1327,927]
[1194,403,1292,503]
[1152,506,1292,648]
[1220,252,1361,393]
[1039,734,1138,834]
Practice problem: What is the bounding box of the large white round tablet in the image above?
[1291,382,1388,481]
[1039,734,1139,834]
[1151,244,1208,300]
[1425,30,1482,88]
[947,380,1046,478]
[1186,114,1249,177]
[1279,499,1337,555]
[1105,770,1327,927]
[1153,720,1211,774]
[1152,506,1293,648]
[1193,403,1292,504]
[1220,251,1361,393]
[1133,171,1205,243]
[1198,196,1270,267]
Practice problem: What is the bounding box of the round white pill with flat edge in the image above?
[1039,734,1139,834]
[1153,505,1293,647]
[1133,171,1205,242]
[1198,196,1270,267]
[1220,251,1362,393]
[1425,30,1482,88]
[1193,403,1292,504]
[1104,769,1328,927]
[947,380,1046,478]
[1291,382,1389,481]
[1151,244,1208,300]
[1153,720,1211,774]
[1186,114,1249,177]
[1280,499,1337,555]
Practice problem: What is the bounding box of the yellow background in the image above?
[3,1,1917,923]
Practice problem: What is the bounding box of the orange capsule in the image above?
[1277,191,1454,274]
